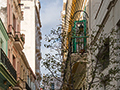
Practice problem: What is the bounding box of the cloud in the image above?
[39,0,63,75]
[40,0,62,34]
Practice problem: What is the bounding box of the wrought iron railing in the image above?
[0,48,17,80]
[14,32,25,43]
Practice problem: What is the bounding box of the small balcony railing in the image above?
[14,32,25,50]
[0,48,17,80]
[14,32,25,43]
[8,25,25,44]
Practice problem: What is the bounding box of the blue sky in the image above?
[39,0,63,75]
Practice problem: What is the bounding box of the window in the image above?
[72,20,87,54]
[0,38,2,48]
[97,37,109,71]
[83,85,85,90]
[17,24,20,33]
[24,6,30,9]
[13,14,16,31]
[51,83,54,90]
[27,75,30,85]
[8,4,10,25]
[8,49,10,59]
[17,61,20,77]
[13,55,16,69]
[0,38,3,49]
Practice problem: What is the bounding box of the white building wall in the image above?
[21,0,42,89]
[21,0,36,73]
[88,0,120,89]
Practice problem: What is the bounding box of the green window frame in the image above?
[72,20,88,54]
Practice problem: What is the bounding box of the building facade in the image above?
[14,51,36,90]
[0,0,38,90]
[21,0,42,89]
[88,0,120,90]
[0,18,16,90]
[62,0,120,90]
[0,0,23,89]
[61,0,89,89]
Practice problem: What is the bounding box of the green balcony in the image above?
[72,20,88,54]
[0,48,17,89]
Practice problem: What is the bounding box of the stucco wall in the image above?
[21,0,36,73]
[88,0,120,89]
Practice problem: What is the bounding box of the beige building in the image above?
[0,0,37,90]
[14,52,36,90]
